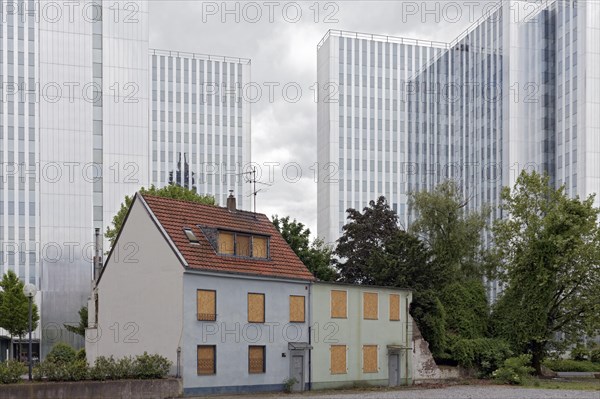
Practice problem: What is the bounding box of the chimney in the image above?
[227,190,237,212]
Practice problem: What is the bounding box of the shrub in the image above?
[451,338,513,377]
[46,343,76,366]
[76,348,86,362]
[492,354,535,385]
[283,377,298,393]
[89,356,117,381]
[132,352,171,379]
[591,348,600,364]
[0,361,27,384]
[543,359,600,372]
[571,344,590,361]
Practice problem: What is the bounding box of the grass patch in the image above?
[523,378,600,391]
[543,359,600,372]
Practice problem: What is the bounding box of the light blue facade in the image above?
[182,271,311,395]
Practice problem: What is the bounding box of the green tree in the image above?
[409,180,489,281]
[63,306,88,337]
[272,215,336,281]
[335,196,399,283]
[105,185,216,247]
[0,270,40,360]
[364,229,436,290]
[492,171,600,374]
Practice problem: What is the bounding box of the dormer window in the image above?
[217,231,269,259]
[184,228,199,244]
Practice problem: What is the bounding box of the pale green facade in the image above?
[310,282,413,390]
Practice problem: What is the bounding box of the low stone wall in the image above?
[0,378,182,399]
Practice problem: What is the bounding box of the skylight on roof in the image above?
[184,228,199,244]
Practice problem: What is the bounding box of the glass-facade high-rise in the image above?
[0,0,150,357]
[150,50,251,206]
[1,1,251,358]
[318,0,600,297]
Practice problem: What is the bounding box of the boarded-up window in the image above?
[248,293,265,323]
[197,345,216,375]
[363,292,378,320]
[237,235,251,257]
[248,346,265,373]
[362,345,378,373]
[289,296,305,323]
[197,290,216,321]
[253,236,268,258]
[389,294,400,321]
[218,232,235,254]
[330,345,347,374]
[331,290,347,319]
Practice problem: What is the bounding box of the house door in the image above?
[290,354,304,392]
[388,353,400,386]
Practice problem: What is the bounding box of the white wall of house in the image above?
[86,197,183,373]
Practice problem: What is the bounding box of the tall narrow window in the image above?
[197,345,216,375]
[197,289,216,321]
[237,234,251,256]
[289,295,305,323]
[330,345,347,374]
[389,294,400,321]
[363,292,378,320]
[331,290,347,319]
[362,345,378,373]
[248,293,265,323]
[248,346,265,374]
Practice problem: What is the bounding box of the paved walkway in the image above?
[202,386,599,399]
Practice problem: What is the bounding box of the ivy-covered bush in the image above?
[493,354,535,385]
[451,338,513,377]
[0,360,27,384]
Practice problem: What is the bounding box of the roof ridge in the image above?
[141,193,267,219]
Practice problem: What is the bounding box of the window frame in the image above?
[330,289,348,319]
[289,295,306,323]
[389,293,401,322]
[362,291,379,320]
[247,292,266,323]
[330,344,347,375]
[197,289,217,321]
[362,345,378,374]
[197,345,216,375]
[248,345,266,374]
[216,230,270,259]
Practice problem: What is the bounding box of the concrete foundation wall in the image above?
[0,378,182,399]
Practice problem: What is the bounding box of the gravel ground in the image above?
[203,385,599,399]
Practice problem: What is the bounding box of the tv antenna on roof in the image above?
[237,167,271,214]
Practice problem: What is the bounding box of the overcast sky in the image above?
[149,1,496,239]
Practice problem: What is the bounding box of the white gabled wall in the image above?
[86,197,183,374]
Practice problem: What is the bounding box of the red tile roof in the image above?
[141,194,316,281]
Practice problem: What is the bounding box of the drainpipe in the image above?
[405,295,410,386]
[308,283,312,391]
